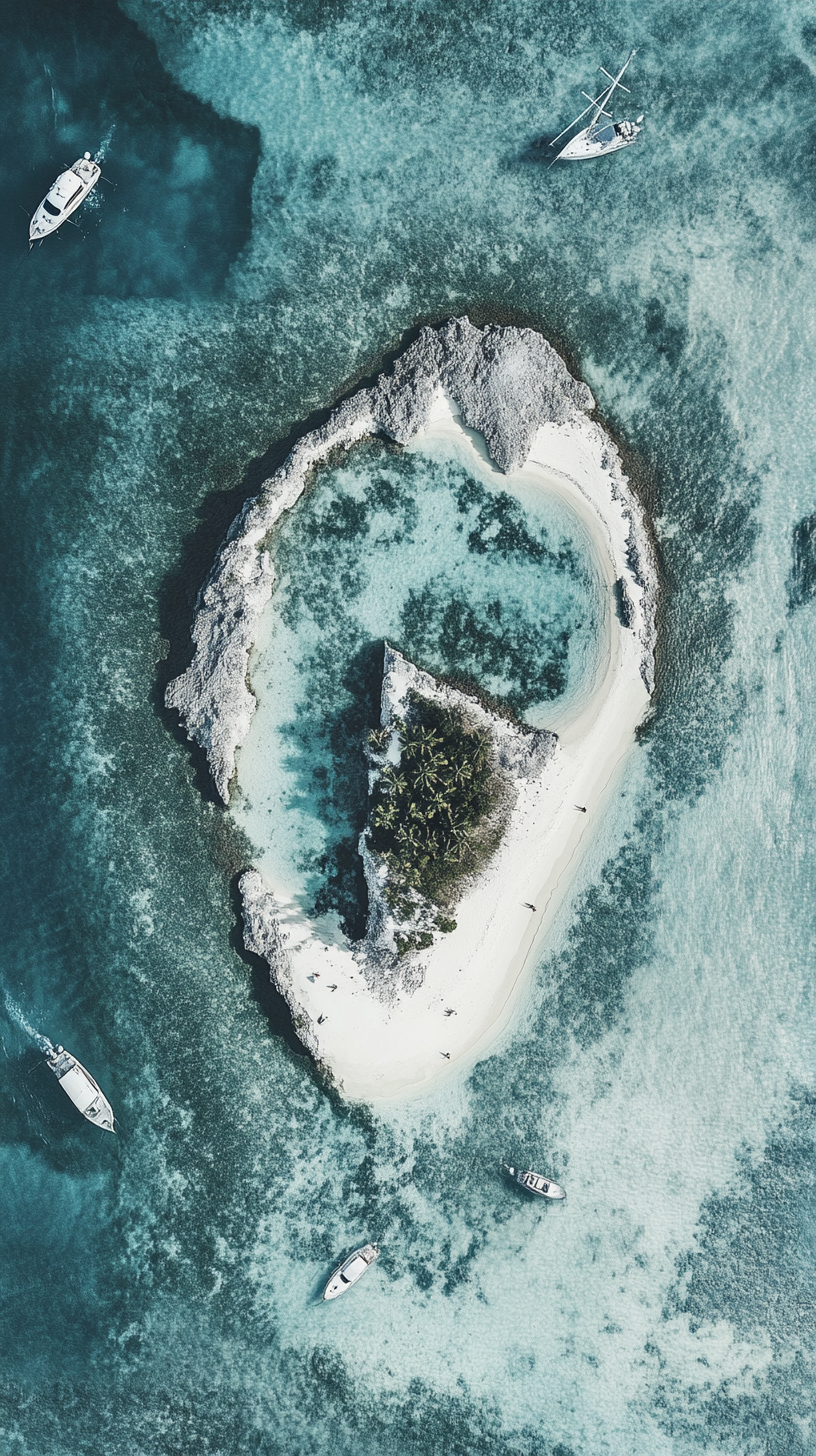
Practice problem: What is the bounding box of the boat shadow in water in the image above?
[515,133,563,164]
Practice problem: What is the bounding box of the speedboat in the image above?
[322,1243,379,1300]
[29,153,100,244]
[551,51,643,162]
[47,1044,115,1132]
[504,1164,566,1200]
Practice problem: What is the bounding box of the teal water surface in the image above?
[1,1,814,1454]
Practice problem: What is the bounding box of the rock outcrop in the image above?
[239,868,319,1060]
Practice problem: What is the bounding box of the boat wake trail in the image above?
[3,993,53,1054]
[95,124,116,164]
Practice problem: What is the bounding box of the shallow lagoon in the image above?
[1,0,814,1452]
[234,430,605,930]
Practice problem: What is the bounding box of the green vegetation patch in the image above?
[367,693,507,940]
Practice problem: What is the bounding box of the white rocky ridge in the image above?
[167,317,659,1100]
[166,317,656,802]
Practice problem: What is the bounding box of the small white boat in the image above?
[322,1243,379,1300]
[551,51,643,163]
[29,153,101,244]
[504,1164,565,1200]
[47,1044,115,1132]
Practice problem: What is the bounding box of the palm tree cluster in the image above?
[367,694,502,908]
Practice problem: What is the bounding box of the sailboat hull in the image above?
[551,51,641,163]
[557,124,641,162]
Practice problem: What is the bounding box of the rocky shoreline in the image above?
[166,317,655,804]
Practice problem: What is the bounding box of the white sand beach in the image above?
[240,391,654,1103]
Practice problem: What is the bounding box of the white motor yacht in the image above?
[47,1044,115,1132]
[322,1243,379,1300]
[29,153,101,244]
[504,1164,566,1200]
[551,51,643,162]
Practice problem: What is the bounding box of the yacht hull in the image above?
[322,1243,379,1300]
[29,155,101,243]
[505,1165,566,1199]
[47,1046,115,1132]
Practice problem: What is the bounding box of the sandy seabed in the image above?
[238,391,653,1103]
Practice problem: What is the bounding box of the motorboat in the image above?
[322,1243,379,1300]
[504,1164,565,1200]
[551,51,643,162]
[29,153,101,244]
[47,1044,115,1132]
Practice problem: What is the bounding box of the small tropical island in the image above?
[166,318,658,1101]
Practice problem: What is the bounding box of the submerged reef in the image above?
[166,317,656,803]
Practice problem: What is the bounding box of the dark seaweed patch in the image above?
[652,1089,816,1454]
[400,587,571,711]
[454,474,578,572]
[624,320,761,803]
[787,512,816,611]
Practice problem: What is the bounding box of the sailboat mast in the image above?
[591,48,636,124]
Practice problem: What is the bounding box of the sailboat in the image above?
[551,51,643,162]
[46,1044,115,1131]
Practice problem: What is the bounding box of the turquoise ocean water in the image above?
[1,2,814,1453]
